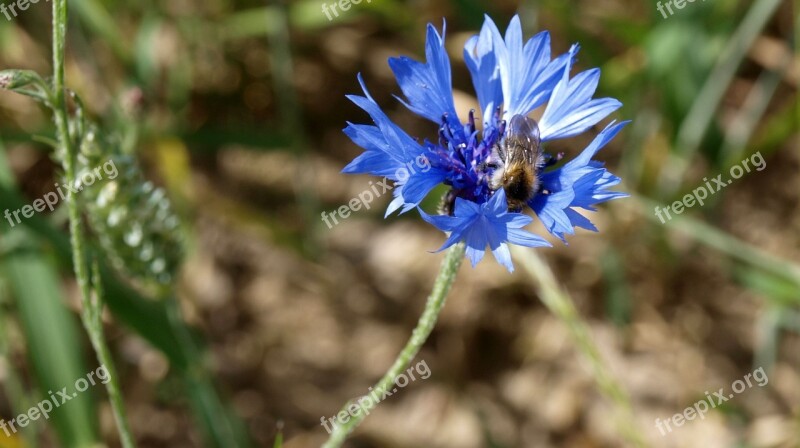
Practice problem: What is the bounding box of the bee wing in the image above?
[505,115,542,166]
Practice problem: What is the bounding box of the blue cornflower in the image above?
[342,15,629,272]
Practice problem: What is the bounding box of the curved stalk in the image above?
[323,243,465,447]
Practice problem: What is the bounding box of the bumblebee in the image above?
[487,114,544,211]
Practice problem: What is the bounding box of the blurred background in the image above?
[0,0,798,447]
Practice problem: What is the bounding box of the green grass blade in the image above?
[69,0,130,64]
[165,299,252,448]
[1,142,98,447]
[0,284,39,448]
[659,0,783,194]
[0,143,250,446]
[720,62,786,165]
[512,247,646,447]
[635,195,800,288]
[1,233,99,447]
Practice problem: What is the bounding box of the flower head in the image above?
[343,15,629,271]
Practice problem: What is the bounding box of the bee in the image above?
[487,114,545,211]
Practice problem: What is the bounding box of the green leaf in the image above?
[737,268,800,307]
[1,137,98,447]
[1,233,99,447]
[0,148,251,447]
[0,69,50,104]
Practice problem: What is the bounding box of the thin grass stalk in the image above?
[51,1,135,446]
[513,247,647,448]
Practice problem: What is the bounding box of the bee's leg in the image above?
[543,151,564,167]
[506,198,524,213]
[494,141,506,162]
[438,188,459,215]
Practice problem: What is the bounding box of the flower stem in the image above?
[51,1,135,446]
[322,243,465,448]
[512,247,647,447]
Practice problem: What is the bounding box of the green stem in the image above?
[51,1,136,447]
[88,262,135,448]
[323,243,465,448]
[513,247,646,448]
